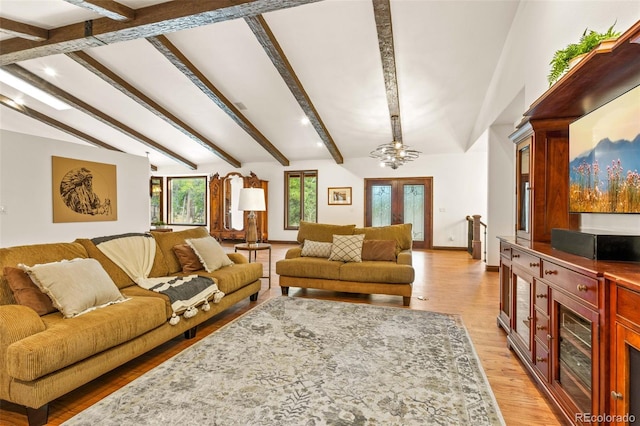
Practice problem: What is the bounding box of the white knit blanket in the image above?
[92,233,224,325]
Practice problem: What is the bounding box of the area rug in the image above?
[63,297,505,425]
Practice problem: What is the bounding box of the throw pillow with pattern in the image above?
[301,240,332,258]
[329,234,364,262]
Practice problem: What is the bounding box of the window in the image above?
[285,170,317,229]
[167,176,207,226]
[149,177,163,225]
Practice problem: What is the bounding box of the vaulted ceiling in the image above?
[0,0,519,171]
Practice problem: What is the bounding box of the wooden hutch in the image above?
[209,172,268,242]
[498,21,640,425]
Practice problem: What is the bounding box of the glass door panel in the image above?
[403,184,425,242]
[516,139,531,240]
[558,306,592,413]
[514,274,531,350]
[371,184,392,227]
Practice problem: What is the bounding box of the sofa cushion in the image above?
[301,240,332,258]
[202,263,263,295]
[354,223,413,253]
[361,240,397,262]
[173,244,204,273]
[329,234,364,263]
[6,295,166,381]
[339,262,415,284]
[276,257,342,280]
[151,227,210,274]
[4,266,56,315]
[0,242,89,306]
[186,236,233,273]
[19,258,126,318]
[75,237,170,288]
[297,221,355,244]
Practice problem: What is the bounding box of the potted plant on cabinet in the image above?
[151,220,167,229]
[547,23,621,86]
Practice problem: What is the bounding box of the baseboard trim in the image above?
[485,265,499,272]
[432,246,467,251]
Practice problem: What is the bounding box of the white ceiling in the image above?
[0,0,520,170]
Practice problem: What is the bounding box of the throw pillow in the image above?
[361,240,397,261]
[301,240,332,258]
[173,244,204,273]
[4,266,56,315]
[185,236,233,273]
[329,234,365,262]
[19,258,126,318]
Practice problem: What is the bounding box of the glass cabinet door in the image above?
[512,269,532,355]
[516,138,532,240]
[551,293,599,417]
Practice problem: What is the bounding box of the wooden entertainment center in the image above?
[498,21,640,425]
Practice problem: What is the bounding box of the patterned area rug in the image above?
[63,297,505,425]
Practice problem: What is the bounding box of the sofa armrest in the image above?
[285,247,302,259]
[227,253,248,264]
[397,250,413,266]
[0,305,46,387]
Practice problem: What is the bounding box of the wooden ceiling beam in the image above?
[67,50,242,168]
[147,35,289,166]
[0,64,197,170]
[0,17,48,42]
[372,0,403,142]
[0,0,323,66]
[245,15,344,164]
[63,0,136,22]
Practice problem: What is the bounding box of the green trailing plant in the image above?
[547,23,621,86]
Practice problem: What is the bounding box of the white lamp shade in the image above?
[238,188,266,211]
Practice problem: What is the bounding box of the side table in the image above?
[234,243,271,288]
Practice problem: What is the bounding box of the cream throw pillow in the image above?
[301,240,332,258]
[19,258,126,318]
[186,236,233,273]
[329,234,364,262]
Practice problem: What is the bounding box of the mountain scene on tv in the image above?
[570,134,640,213]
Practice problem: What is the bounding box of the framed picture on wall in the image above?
[52,156,118,223]
[328,187,352,205]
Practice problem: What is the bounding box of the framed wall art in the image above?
[52,156,117,223]
[328,187,352,205]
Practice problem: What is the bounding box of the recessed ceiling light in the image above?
[301,116,310,126]
[0,69,71,110]
[44,67,56,77]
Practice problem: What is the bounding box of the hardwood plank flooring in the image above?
[0,245,563,425]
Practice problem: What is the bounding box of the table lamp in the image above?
[238,187,266,245]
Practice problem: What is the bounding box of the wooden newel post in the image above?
[472,215,482,260]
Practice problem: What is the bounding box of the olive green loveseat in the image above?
[0,227,261,426]
[276,222,414,306]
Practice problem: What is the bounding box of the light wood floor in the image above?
[0,244,563,425]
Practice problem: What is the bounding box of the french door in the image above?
[364,177,432,249]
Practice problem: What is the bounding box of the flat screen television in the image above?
[569,85,640,213]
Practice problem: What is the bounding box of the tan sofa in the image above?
[0,227,262,425]
[276,222,414,306]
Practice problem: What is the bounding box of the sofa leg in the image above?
[249,292,259,302]
[403,296,411,306]
[26,404,48,426]
[281,286,289,295]
[184,326,197,339]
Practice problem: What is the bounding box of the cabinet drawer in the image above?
[511,249,541,278]
[535,281,549,314]
[533,342,550,382]
[616,286,640,328]
[541,260,599,308]
[534,310,550,348]
[500,242,512,258]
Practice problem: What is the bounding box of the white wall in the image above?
[0,130,150,247]
[159,146,488,246]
